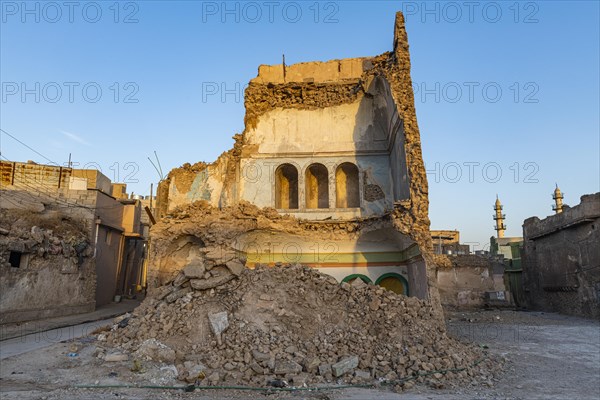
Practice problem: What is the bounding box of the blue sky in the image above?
[1,1,598,250]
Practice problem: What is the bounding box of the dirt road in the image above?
[0,318,113,360]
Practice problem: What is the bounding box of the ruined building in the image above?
[0,161,148,324]
[435,254,510,310]
[522,192,600,319]
[152,13,437,304]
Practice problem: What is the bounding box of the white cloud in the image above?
[60,130,91,146]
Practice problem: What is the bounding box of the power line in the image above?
[0,128,131,212]
[0,128,148,213]
[0,129,58,165]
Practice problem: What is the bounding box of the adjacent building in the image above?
[430,230,470,255]
[0,160,148,324]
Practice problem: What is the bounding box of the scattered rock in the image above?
[354,369,371,380]
[183,261,206,279]
[252,350,271,362]
[369,297,381,311]
[134,339,176,363]
[225,259,245,276]
[208,372,220,384]
[303,357,321,374]
[332,355,359,377]
[318,364,332,377]
[274,360,302,375]
[190,266,235,290]
[249,360,264,375]
[208,311,229,345]
[185,364,205,383]
[172,273,189,287]
[165,287,191,303]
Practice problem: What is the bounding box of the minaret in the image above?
[493,195,506,238]
[552,184,564,214]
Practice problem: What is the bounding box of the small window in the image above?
[105,230,112,245]
[8,251,28,269]
[9,251,22,268]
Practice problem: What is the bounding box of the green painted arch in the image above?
[375,273,409,296]
[341,274,372,284]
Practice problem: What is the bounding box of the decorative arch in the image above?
[342,274,372,284]
[375,273,409,296]
[335,162,360,208]
[275,164,299,209]
[305,163,329,209]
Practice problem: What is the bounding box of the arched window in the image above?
[336,162,360,208]
[275,164,298,209]
[375,273,409,295]
[305,163,329,209]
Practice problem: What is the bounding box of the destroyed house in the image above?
[155,14,433,300]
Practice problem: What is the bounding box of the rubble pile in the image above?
[146,200,392,288]
[103,264,501,389]
[0,209,90,268]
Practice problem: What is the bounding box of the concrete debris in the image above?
[182,262,206,279]
[354,369,371,380]
[318,364,332,377]
[332,355,359,377]
[208,311,229,345]
[225,259,245,276]
[103,265,502,388]
[274,360,302,375]
[165,287,191,304]
[189,266,235,290]
[172,272,189,287]
[182,361,206,383]
[133,339,176,363]
[207,372,220,384]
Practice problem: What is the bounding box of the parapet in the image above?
[250,57,372,85]
[523,193,600,239]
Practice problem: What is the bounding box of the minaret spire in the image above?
[553,184,564,214]
[493,196,506,238]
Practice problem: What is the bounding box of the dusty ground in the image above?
[0,309,598,399]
